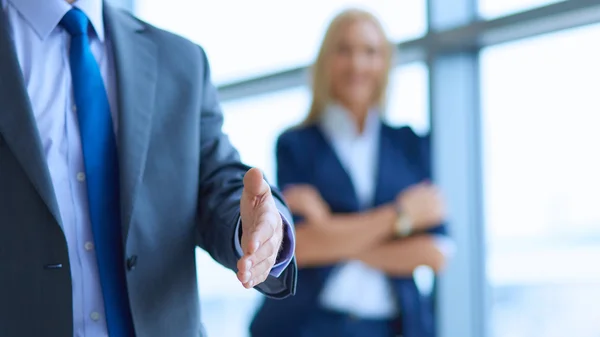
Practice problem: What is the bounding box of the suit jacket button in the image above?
[126,255,138,271]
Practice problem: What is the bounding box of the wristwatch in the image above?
[394,210,413,237]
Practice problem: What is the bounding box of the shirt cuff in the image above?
[234,213,296,278]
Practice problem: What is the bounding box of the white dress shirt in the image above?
[318,104,399,319]
[3,1,117,335]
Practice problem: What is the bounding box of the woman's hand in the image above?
[396,181,445,231]
[282,184,330,223]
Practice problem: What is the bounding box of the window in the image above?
[478,0,564,19]
[135,0,426,84]
[221,87,311,183]
[386,62,430,134]
[481,23,600,337]
[195,63,429,337]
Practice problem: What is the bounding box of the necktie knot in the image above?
[60,8,89,36]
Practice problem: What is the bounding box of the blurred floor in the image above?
[201,297,261,337]
[492,283,600,337]
[199,285,600,337]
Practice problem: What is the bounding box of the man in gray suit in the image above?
[0,0,296,336]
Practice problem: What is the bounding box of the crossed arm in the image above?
[287,186,449,276]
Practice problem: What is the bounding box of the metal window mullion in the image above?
[427,0,488,336]
[429,51,489,337]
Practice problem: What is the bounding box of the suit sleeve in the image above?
[194,47,296,299]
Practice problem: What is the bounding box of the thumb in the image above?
[243,168,269,197]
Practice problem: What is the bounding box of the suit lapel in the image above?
[373,125,422,207]
[104,6,157,240]
[373,125,395,207]
[312,127,360,212]
[0,10,62,226]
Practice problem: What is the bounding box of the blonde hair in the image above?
[302,8,394,126]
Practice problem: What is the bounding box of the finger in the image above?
[420,179,432,186]
[240,229,256,256]
[241,202,280,257]
[247,214,277,253]
[243,168,270,199]
[248,233,279,268]
[421,188,438,204]
[237,256,252,283]
[244,256,276,288]
[408,182,429,196]
[427,184,441,196]
[420,185,439,200]
[237,248,277,284]
[239,224,280,286]
[429,188,444,207]
[241,229,262,255]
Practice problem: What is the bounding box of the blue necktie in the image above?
[61,9,135,336]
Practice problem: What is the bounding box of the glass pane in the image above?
[221,87,310,183]
[478,0,564,19]
[196,63,429,337]
[135,0,426,84]
[195,249,260,337]
[481,24,600,337]
[386,62,430,134]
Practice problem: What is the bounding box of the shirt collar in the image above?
[7,0,104,41]
[320,103,381,140]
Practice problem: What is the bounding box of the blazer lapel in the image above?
[373,125,421,207]
[0,10,62,226]
[374,125,396,207]
[104,6,158,241]
[312,127,360,212]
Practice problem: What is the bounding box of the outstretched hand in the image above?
[237,168,283,289]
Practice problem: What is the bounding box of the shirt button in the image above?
[77,172,86,182]
[90,312,100,321]
[72,104,77,112]
[84,241,94,251]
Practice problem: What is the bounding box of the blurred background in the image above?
[109,0,600,336]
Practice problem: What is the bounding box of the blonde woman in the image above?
[251,9,451,337]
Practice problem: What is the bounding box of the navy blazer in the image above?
[251,122,448,337]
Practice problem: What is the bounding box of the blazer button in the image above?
[126,255,138,271]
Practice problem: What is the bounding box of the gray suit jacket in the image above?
[0,5,296,337]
